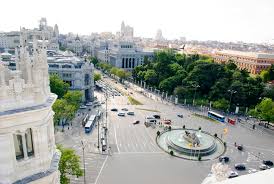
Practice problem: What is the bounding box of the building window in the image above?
[63,73,72,78]
[48,64,59,68]
[85,74,90,85]
[14,134,24,160]
[62,64,72,68]
[25,128,34,157]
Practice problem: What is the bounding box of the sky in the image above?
[0,0,274,43]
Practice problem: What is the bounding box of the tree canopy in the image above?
[94,72,101,82]
[57,145,83,184]
[132,49,266,111]
[50,74,69,99]
[249,98,274,124]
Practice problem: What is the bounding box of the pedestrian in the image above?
[68,126,69,130]
[234,142,237,147]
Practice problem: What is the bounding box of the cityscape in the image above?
[0,1,274,184]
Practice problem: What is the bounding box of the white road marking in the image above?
[94,155,108,184]
[114,122,120,153]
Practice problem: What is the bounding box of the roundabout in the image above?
[157,128,226,161]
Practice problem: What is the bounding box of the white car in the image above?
[259,164,270,170]
[86,102,93,106]
[80,105,87,109]
[228,171,238,178]
[248,168,257,174]
[118,112,125,116]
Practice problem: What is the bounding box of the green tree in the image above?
[250,98,274,125]
[174,86,192,99]
[260,70,270,82]
[50,74,69,99]
[89,56,99,66]
[63,91,83,109]
[110,67,118,75]
[262,86,274,100]
[52,99,76,125]
[144,69,158,85]
[94,72,101,82]
[116,69,129,80]
[213,98,229,111]
[57,145,83,184]
[159,75,182,94]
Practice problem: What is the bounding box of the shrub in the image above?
[183,125,186,129]
[170,150,174,156]
[214,133,218,137]
[157,131,161,136]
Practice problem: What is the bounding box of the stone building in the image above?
[97,41,154,70]
[213,50,274,74]
[47,50,94,102]
[0,34,60,183]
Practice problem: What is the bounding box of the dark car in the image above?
[121,108,128,111]
[219,156,230,163]
[153,115,161,119]
[111,108,118,111]
[263,160,273,167]
[237,145,243,151]
[133,120,140,125]
[235,164,246,171]
[177,114,183,118]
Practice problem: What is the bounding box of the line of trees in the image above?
[132,49,273,113]
[97,62,131,82]
[50,74,83,125]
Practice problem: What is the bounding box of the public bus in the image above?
[82,114,89,127]
[208,111,225,123]
[85,115,96,133]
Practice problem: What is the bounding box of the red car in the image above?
[163,119,172,125]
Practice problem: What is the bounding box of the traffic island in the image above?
[156,128,226,161]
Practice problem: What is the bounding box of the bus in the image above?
[82,114,89,127]
[85,115,96,133]
[208,111,225,123]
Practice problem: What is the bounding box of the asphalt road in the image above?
[56,74,274,184]
[95,77,274,184]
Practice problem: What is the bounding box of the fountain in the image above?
[157,128,226,160]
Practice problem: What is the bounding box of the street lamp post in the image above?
[192,84,200,106]
[228,89,237,112]
[81,140,86,184]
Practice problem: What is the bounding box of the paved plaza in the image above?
[56,76,274,184]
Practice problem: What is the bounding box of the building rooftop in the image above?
[216,50,274,59]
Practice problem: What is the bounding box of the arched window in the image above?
[25,128,34,157]
[13,134,24,160]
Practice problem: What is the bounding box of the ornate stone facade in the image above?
[0,31,60,184]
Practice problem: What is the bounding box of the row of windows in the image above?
[121,45,133,49]
[63,73,72,78]
[48,64,73,69]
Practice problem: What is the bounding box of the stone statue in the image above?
[184,131,200,147]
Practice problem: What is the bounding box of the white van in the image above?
[145,116,157,124]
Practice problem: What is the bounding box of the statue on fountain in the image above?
[184,131,200,147]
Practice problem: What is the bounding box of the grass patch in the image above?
[193,113,219,123]
[136,108,160,112]
[128,96,143,105]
